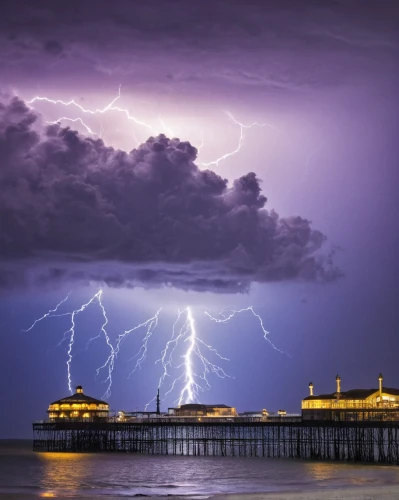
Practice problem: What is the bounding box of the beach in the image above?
[215,485,399,500]
[1,485,397,499]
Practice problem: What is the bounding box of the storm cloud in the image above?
[0,96,341,292]
[0,1,397,98]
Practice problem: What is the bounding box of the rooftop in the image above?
[303,387,399,401]
[50,385,108,406]
[174,404,233,410]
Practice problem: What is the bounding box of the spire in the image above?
[156,387,160,415]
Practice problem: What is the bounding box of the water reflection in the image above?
[9,446,396,497]
[303,462,338,481]
[39,453,91,493]
[303,460,399,487]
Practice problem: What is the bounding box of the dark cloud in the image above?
[0,96,341,292]
[0,1,396,95]
[43,40,63,56]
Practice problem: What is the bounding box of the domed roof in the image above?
[50,386,108,406]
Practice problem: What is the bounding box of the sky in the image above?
[0,0,398,438]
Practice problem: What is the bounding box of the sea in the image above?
[0,440,398,499]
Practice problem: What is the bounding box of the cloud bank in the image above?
[1,1,397,97]
[0,96,341,292]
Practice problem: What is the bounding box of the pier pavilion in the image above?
[302,374,399,421]
[168,403,238,418]
[47,385,109,421]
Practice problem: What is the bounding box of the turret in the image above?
[336,374,341,394]
[379,373,383,399]
[309,382,314,396]
[76,385,83,394]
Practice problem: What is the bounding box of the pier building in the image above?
[47,385,109,421]
[302,374,399,421]
[33,380,399,463]
[168,403,237,418]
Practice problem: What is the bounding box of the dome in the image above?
[47,386,109,421]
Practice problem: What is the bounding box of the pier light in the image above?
[336,374,341,394]
[309,382,314,396]
[379,373,383,398]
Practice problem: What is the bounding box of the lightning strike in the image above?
[22,292,71,332]
[156,309,185,388]
[64,290,106,393]
[47,117,97,136]
[22,289,108,393]
[127,308,161,373]
[204,306,286,355]
[26,88,274,168]
[158,116,175,137]
[147,307,230,410]
[198,112,275,168]
[22,292,281,405]
[27,85,154,140]
[177,307,197,405]
[96,308,162,399]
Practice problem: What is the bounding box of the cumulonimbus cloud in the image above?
[0,96,342,292]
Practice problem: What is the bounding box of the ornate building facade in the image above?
[302,374,399,421]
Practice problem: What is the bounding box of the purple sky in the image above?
[0,0,398,437]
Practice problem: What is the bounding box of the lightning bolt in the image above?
[177,307,198,405]
[158,116,175,138]
[22,292,71,332]
[22,290,282,406]
[198,112,277,168]
[65,291,105,393]
[25,88,275,167]
[96,308,162,399]
[145,307,230,410]
[27,85,154,140]
[22,289,109,393]
[204,305,287,355]
[129,308,162,374]
[47,117,97,136]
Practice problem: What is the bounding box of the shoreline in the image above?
[212,484,399,500]
[0,484,398,499]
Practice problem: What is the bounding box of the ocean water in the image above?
[0,440,398,498]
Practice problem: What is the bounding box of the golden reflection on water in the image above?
[303,460,399,486]
[304,462,374,485]
[303,462,337,481]
[39,453,91,493]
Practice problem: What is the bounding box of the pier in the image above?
[33,419,399,464]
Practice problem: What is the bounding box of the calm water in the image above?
[0,440,398,498]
